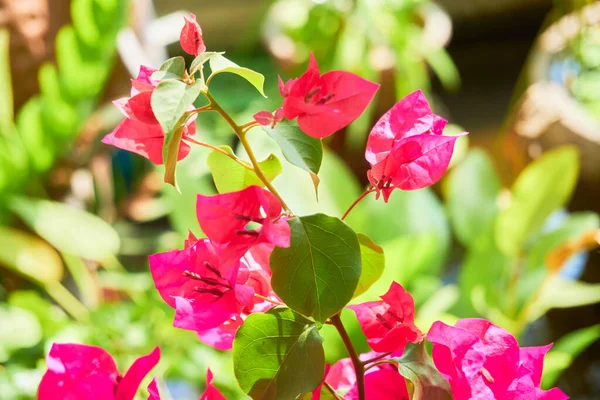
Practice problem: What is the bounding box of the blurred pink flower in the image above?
[147,369,225,400]
[38,343,159,400]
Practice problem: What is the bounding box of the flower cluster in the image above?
[37,13,569,400]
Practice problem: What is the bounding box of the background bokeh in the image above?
[0,0,599,399]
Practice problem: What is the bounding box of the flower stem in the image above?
[203,91,292,214]
[185,136,253,170]
[254,293,285,307]
[361,352,392,366]
[324,382,343,399]
[341,188,374,221]
[240,120,260,133]
[330,313,365,400]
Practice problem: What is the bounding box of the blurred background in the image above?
[0,0,599,399]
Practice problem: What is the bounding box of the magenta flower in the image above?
[147,369,225,400]
[195,186,290,263]
[315,353,408,399]
[281,53,379,138]
[180,13,206,56]
[102,66,197,165]
[149,238,254,333]
[253,108,284,128]
[348,282,423,352]
[365,90,467,201]
[38,343,159,400]
[427,319,569,400]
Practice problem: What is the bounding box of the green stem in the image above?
[44,281,89,322]
[203,91,292,214]
[330,314,365,400]
[185,136,253,170]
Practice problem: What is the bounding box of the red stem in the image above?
[330,314,365,400]
[341,188,374,221]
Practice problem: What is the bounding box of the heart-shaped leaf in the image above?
[206,145,282,193]
[261,120,323,195]
[270,214,361,322]
[233,307,325,400]
[152,79,202,188]
[208,54,266,97]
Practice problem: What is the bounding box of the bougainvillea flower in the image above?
[281,53,379,138]
[196,244,278,350]
[427,319,569,400]
[102,66,197,165]
[316,354,408,399]
[253,108,284,128]
[365,90,467,201]
[147,369,225,400]
[348,282,423,352]
[180,13,206,56]
[149,238,255,332]
[38,343,160,400]
[196,186,290,265]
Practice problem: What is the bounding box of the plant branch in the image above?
[330,313,365,400]
[254,293,285,307]
[240,120,260,133]
[324,382,343,399]
[341,188,374,220]
[203,91,292,214]
[184,136,253,170]
[361,352,392,366]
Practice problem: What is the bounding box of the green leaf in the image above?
[8,196,120,261]
[444,149,500,247]
[523,277,600,324]
[0,225,63,283]
[233,307,325,400]
[190,51,225,75]
[261,121,323,195]
[525,212,600,273]
[153,56,186,80]
[0,305,42,361]
[496,146,580,256]
[209,54,266,97]
[353,233,384,298]
[16,97,56,173]
[206,145,282,193]
[151,79,202,188]
[393,342,452,400]
[542,324,600,387]
[271,214,362,322]
[8,290,68,336]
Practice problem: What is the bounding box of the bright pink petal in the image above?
[536,387,569,400]
[200,369,227,400]
[147,379,161,400]
[296,71,379,138]
[172,291,241,332]
[38,343,118,400]
[326,357,355,392]
[346,369,409,400]
[116,347,161,400]
[348,282,422,353]
[365,90,434,166]
[180,13,206,56]
[102,119,192,164]
[197,316,244,351]
[520,344,553,386]
[127,91,158,125]
[254,111,276,126]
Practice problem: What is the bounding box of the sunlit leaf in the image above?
[190,51,225,75]
[206,145,281,193]
[496,147,579,256]
[0,305,42,361]
[0,225,63,283]
[271,214,362,322]
[153,56,186,80]
[8,196,120,261]
[353,233,384,298]
[233,307,325,400]
[209,54,266,97]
